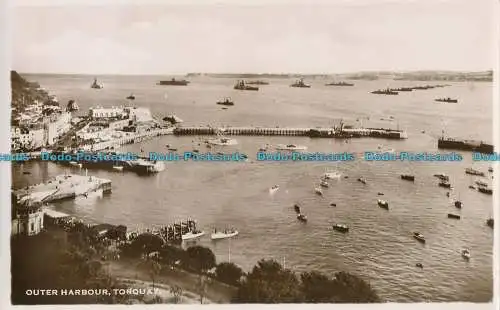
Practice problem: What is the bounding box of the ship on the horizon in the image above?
[157,78,190,86]
[290,78,311,88]
[234,80,259,91]
[392,87,413,92]
[437,132,494,154]
[90,78,103,89]
[371,88,398,95]
[216,97,234,106]
[435,97,458,103]
[325,81,354,86]
[246,80,269,85]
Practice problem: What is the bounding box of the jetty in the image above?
[13,174,112,204]
[173,126,408,140]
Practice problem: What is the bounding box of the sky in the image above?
[10,0,497,74]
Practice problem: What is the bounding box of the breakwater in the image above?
[173,126,408,139]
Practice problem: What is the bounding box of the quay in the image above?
[22,128,173,160]
[13,174,112,204]
[77,128,173,152]
[173,126,408,139]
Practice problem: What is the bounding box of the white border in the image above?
[1,0,498,310]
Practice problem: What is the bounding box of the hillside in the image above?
[11,70,50,110]
[185,70,492,82]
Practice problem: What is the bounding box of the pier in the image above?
[13,174,112,204]
[173,126,408,140]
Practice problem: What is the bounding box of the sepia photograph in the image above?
[6,0,497,306]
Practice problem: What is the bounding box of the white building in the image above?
[125,107,153,123]
[43,111,71,145]
[89,106,127,119]
[11,201,45,237]
[11,126,45,151]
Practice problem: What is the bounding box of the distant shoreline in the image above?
[17,70,493,82]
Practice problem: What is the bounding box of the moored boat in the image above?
[377,199,389,209]
[438,181,451,188]
[357,177,367,184]
[112,166,124,171]
[206,133,238,146]
[413,232,426,243]
[433,173,449,181]
[216,97,234,106]
[475,180,488,187]
[269,185,279,194]
[234,80,259,91]
[91,78,103,89]
[314,187,323,196]
[297,214,308,222]
[401,174,415,181]
[323,171,342,179]
[461,248,471,260]
[371,88,398,95]
[275,144,308,151]
[325,81,354,86]
[158,78,190,86]
[211,229,239,240]
[126,93,135,100]
[290,78,311,88]
[447,213,461,219]
[320,180,329,188]
[332,224,349,233]
[454,200,463,209]
[465,168,485,176]
[435,97,458,103]
[477,186,493,195]
[294,204,301,214]
[182,230,205,241]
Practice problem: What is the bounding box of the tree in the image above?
[128,233,164,257]
[138,259,162,290]
[183,246,216,273]
[159,245,185,266]
[235,259,302,303]
[300,271,336,302]
[215,262,244,286]
[169,285,183,304]
[331,271,381,303]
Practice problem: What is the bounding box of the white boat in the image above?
[206,137,238,146]
[377,199,389,209]
[461,248,471,259]
[112,166,124,171]
[69,161,79,166]
[314,187,323,195]
[211,229,239,240]
[323,171,342,179]
[269,185,279,194]
[475,180,488,187]
[320,180,329,188]
[275,144,308,151]
[259,143,271,152]
[181,230,205,241]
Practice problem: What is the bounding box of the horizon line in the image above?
[14,69,494,76]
